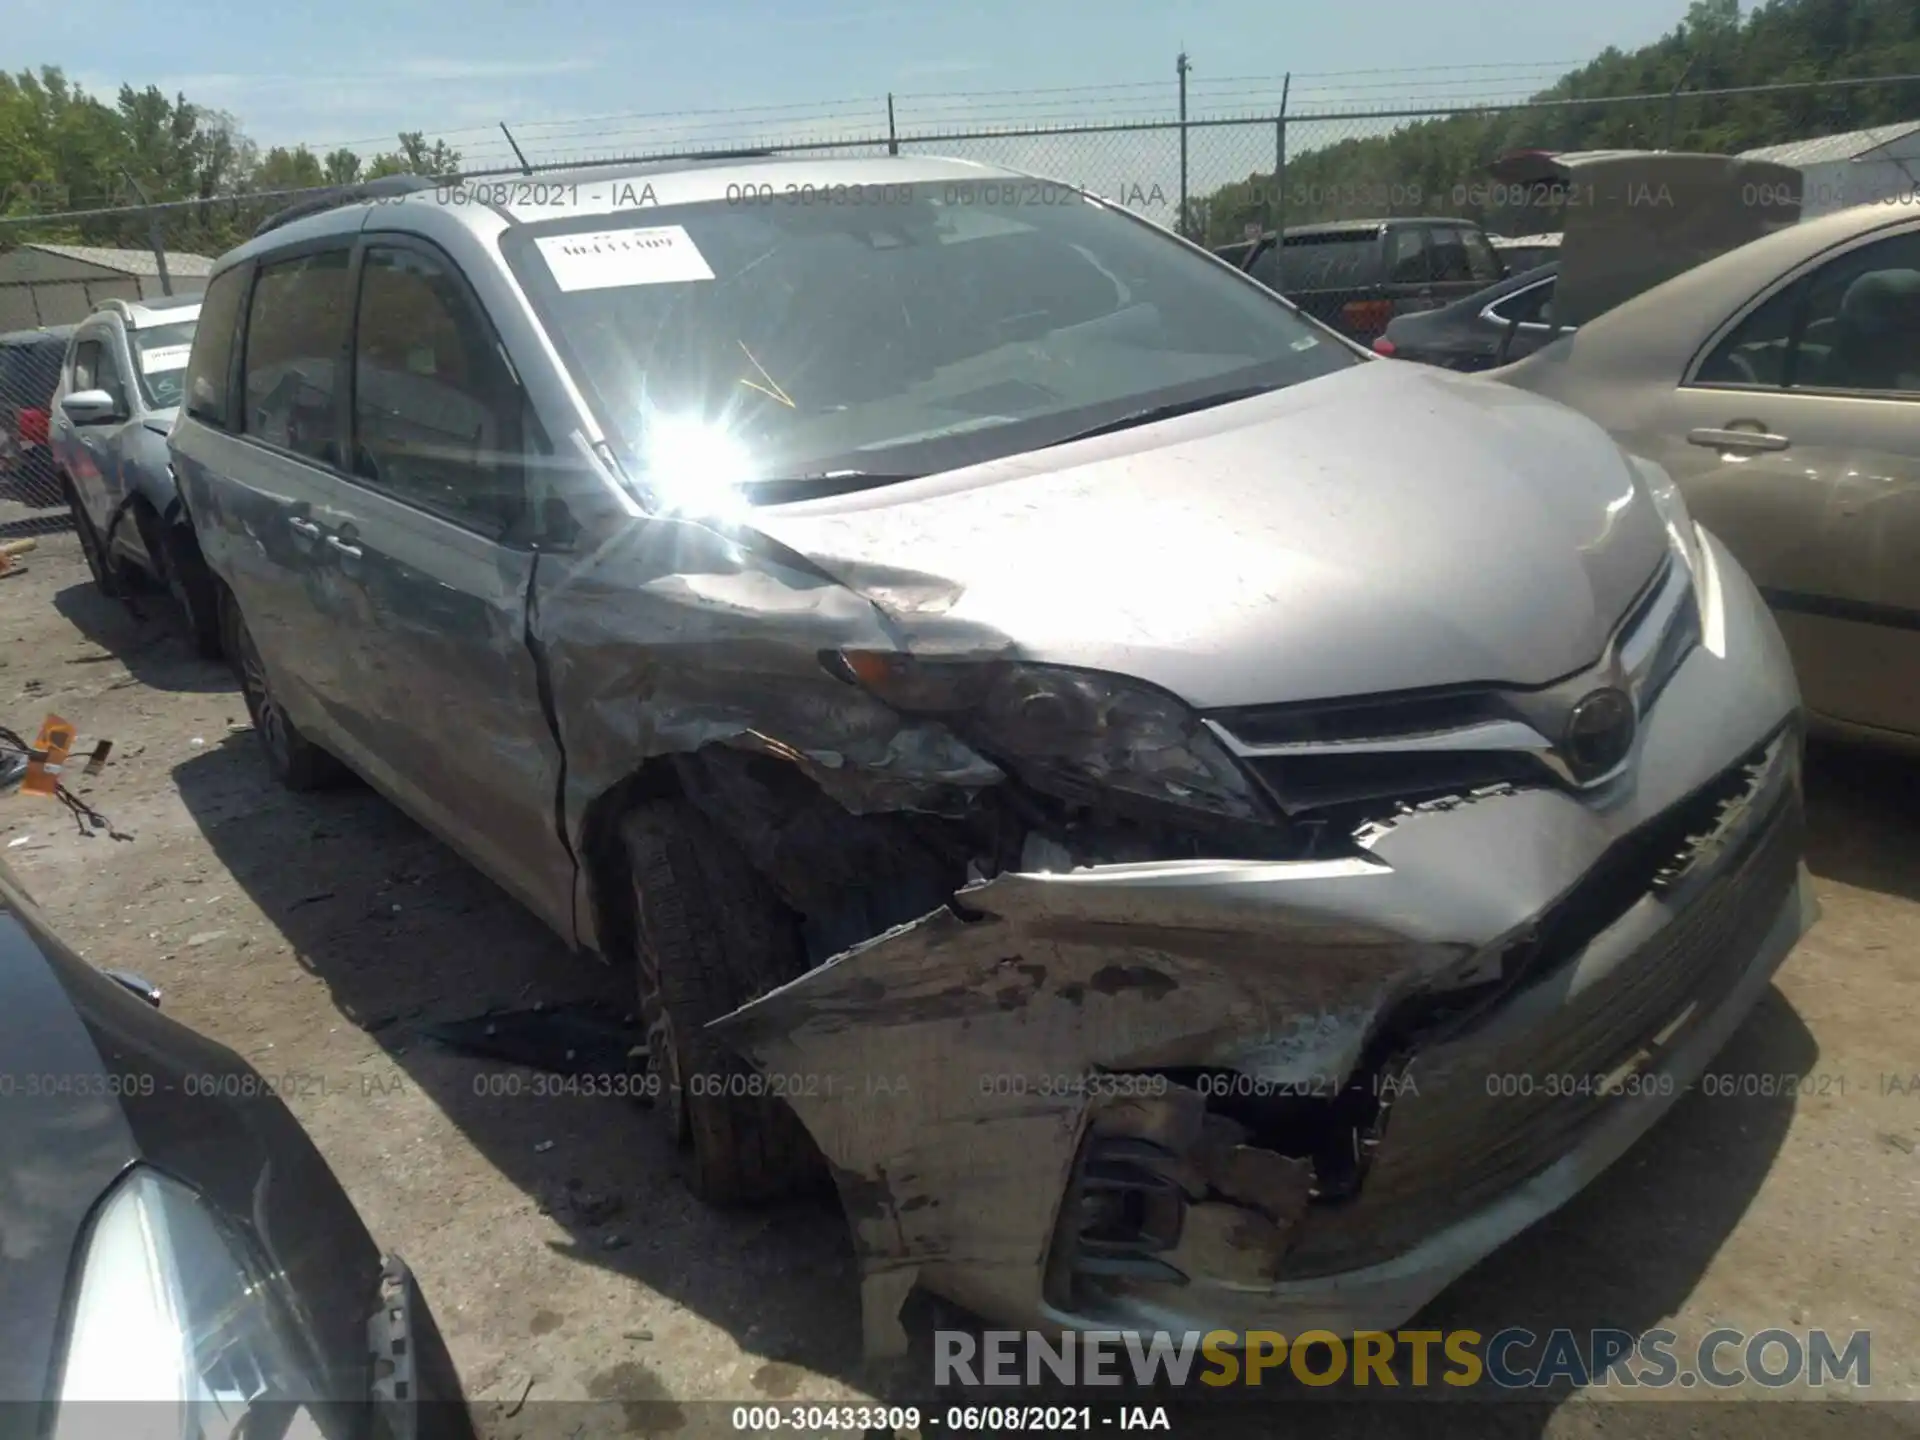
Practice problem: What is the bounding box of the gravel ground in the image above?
[3,529,1916,1439]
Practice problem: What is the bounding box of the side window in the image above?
[1696,230,1920,393]
[184,264,251,430]
[243,249,352,465]
[1489,280,1555,327]
[1427,226,1475,283]
[351,244,523,535]
[91,342,126,412]
[1388,229,1428,283]
[1461,230,1503,285]
[1789,230,1920,393]
[71,339,102,392]
[1695,279,1802,387]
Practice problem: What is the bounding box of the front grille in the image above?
[1276,764,1802,1277]
[1209,557,1682,814]
[1245,748,1539,812]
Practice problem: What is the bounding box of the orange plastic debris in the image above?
[20,714,76,798]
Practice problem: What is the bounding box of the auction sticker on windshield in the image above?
[535,225,715,291]
[139,344,192,373]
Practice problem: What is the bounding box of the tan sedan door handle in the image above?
[1688,426,1790,453]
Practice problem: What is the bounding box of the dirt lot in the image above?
[3,529,1918,1438]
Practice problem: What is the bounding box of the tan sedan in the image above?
[1496,201,1920,750]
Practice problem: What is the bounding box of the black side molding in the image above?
[1761,588,1920,634]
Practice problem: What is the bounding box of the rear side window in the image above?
[184,266,251,429]
[243,249,352,465]
[1388,228,1428,283]
[1427,226,1479,283]
[1460,230,1503,284]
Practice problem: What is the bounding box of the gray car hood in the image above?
[746,360,1669,710]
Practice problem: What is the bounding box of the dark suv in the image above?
[0,325,76,508]
[1233,217,1506,343]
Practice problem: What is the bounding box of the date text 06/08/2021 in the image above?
[728,1404,1174,1433]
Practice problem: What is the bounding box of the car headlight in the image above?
[1627,449,1703,578]
[826,651,1273,823]
[51,1167,325,1440]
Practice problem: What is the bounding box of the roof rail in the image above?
[252,174,441,239]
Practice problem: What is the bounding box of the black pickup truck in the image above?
[1218,217,1507,344]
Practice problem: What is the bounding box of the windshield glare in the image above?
[505,185,1354,500]
[133,319,198,409]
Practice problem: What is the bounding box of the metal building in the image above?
[1739,120,1920,220]
[0,243,214,330]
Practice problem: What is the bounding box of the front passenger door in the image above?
[315,237,574,934]
[65,336,133,543]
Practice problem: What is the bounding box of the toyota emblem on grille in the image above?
[1564,687,1636,780]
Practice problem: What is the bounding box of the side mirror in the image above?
[61,389,120,425]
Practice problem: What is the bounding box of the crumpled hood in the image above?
[745,360,1670,710]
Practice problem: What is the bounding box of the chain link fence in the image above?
[0,70,1913,539]
[0,323,74,535]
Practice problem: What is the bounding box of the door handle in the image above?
[325,534,363,559]
[288,516,323,538]
[1687,426,1789,453]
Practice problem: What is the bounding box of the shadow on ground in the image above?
[169,735,1912,1435]
[1803,739,1920,904]
[50,580,231,694]
[171,736,864,1387]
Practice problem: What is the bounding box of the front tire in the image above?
[158,519,226,661]
[228,594,346,792]
[620,800,820,1205]
[137,504,224,659]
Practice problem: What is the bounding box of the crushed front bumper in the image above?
[712,531,1817,1356]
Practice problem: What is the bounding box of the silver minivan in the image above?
[169,155,1815,1357]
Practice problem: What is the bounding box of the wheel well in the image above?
[579,757,686,966]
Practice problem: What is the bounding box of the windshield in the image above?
[503,183,1353,503]
[132,318,198,410]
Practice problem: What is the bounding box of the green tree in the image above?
[1198,0,1920,246]
[366,130,462,179]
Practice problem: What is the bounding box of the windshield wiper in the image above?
[1037,384,1283,449]
[742,470,926,502]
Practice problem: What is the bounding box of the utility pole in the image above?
[1664,60,1695,150]
[1177,50,1192,239]
[120,169,172,296]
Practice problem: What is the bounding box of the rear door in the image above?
[306,234,573,933]
[1647,223,1920,738]
[1373,225,1435,334]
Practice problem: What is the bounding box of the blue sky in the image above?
[44,0,1703,167]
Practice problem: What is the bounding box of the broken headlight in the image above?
[829,651,1273,822]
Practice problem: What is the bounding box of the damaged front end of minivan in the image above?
[533,480,1814,1358]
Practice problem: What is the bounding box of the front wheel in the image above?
[620,800,821,1205]
[227,595,347,792]
[136,504,224,659]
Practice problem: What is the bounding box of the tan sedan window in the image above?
[1699,229,1920,394]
